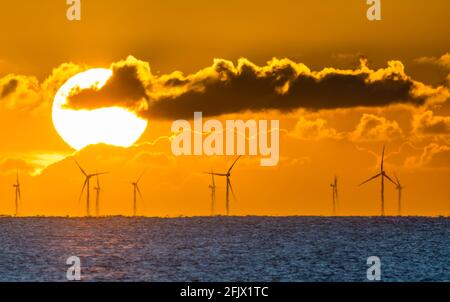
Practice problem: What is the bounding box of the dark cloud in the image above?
[64,57,432,120]
[66,64,148,111]
[1,78,18,98]
[0,74,42,110]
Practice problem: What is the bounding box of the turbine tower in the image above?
[75,160,109,217]
[208,169,216,216]
[130,172,144,216]
[13,170,21,217]
[394,173,405,216]
[94,175,102,217]
[330,175,339,215]
[205,156,241,215]
[359,145,396,216]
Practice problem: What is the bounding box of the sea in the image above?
[0,216,448,282]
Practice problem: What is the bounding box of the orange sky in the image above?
[0,0,449,217]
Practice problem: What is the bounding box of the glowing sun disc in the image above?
[52,68,148,150]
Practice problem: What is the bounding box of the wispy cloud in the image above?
[415,53,450,69]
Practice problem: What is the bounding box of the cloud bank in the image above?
[65,56,440,120]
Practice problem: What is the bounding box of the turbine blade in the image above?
[381,145,386,171]
[227,156,242,174]
[204,172,227,176]
[384,173,397,186]
[228,180,237,201]
[92,172,109,177]
[75,160,88,177]
[359,173,381,186]
[394,173,402,187]
[78,179,88,204]
[136,186,144,201]
[136,171,145,184]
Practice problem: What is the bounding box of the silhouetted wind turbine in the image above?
[94,175,102,217]
[13,170,21,217]
[359,145,396,216]
[394,173,405,216]
[130,172,144,216]
[205,156,241,215]
[75,160,109,217]
[330,175,339,215]
[208,169,216,216]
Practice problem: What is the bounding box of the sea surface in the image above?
[0,216,448,282]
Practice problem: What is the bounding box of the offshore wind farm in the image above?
[3,146,411,218]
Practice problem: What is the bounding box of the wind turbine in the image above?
[359,145,396,216]
[394,173,405,216]
[205,156,241,215]
[208,169,216,216]
[330,175,339,215]
[12,170,21,217]
[130,172,144,216]
[75,160,109,217]
[94,175,102,217]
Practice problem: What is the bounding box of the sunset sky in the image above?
[0,0,449,216]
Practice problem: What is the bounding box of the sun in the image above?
[52,68,148,150]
